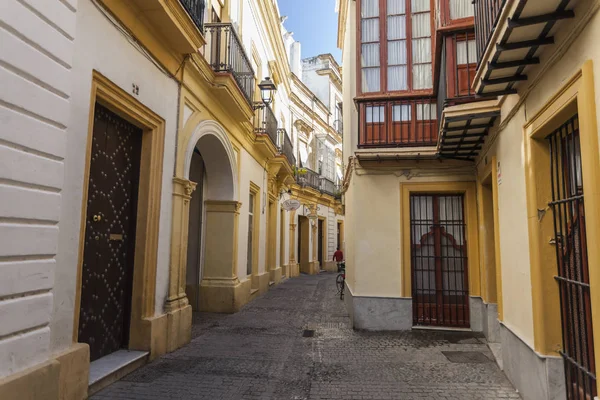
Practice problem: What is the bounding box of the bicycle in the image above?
[335,261,345,300]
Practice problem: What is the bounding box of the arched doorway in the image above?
[182,121,238,312]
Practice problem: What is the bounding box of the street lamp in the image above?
[258,77,277,105]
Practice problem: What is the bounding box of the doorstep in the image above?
[88,350,149,396]
[412,325,473,333]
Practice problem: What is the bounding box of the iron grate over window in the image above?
[410,194,469,328]
[547,114,597,400]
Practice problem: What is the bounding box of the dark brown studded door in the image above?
[78,103,142,362]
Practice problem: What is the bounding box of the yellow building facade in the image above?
[338,0,600,398]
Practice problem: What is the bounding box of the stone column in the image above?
[199,200,246,312]
[289,210,299,277]
[311,220,319,275]
[165,177,196,352]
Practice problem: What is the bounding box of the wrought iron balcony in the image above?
[180,0,206,33]
[473,0,506,64]
[473,0,575,96]
[254,103,278,147]
[297,168,320,191]
[204,23,255,105]
[320,177,336,197]
[358,99,439,148]
[278,129,296,167]
[296,168,338,197]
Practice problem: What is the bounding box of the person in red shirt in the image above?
[333,247,344,272]
[333,247,344,262]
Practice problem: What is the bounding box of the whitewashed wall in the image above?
[0,0,78,378]
[54,0,180,348]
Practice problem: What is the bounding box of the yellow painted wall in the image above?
[475,0,600,349]
[478,115,535,345]
[349,170,475,298]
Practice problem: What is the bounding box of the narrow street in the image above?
[93,274,520,400]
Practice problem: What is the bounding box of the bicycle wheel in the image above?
[336,274,344,293]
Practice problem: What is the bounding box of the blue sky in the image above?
[278,0,342,64]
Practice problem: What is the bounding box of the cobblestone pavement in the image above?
[93,273,521,400]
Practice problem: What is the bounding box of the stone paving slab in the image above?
[92,273,521,400]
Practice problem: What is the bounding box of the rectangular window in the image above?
[452,33,477,97]
[456,39,477,65]
[247,192,255,276]
[366,105,385,123]
[416,103,437,120]
[387,0,407,91]
[359,0,434,94]
[361,0,381,92]
[392,104,412,121]
[411,0,432,90]
[449,0,474,20]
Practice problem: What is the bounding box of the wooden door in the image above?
[410,194,470,328]
[78,103,142,361]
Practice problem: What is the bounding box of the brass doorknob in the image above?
[93,215,102,222]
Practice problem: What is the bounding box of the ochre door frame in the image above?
[400,181,480,298]
[73,71,166,353]
[476,156,503,320]
[523,61,600,362]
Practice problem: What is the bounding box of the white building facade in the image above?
[0,0,344,398]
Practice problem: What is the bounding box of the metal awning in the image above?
[437,101,501,161]
[475,0,575,97]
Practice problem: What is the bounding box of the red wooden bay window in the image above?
[446,32,477,98]
[358,0,435,95]
[439,0,475,27]
[359,98,438,147]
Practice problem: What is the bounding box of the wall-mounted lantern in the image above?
[253,77,277,109]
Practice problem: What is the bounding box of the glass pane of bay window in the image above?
[387,15,406,40]
[388,40,407,64]
[412,38,431,63]
[362,18,380,42]
[411,12,431,37]
[361,43,380,67]
[413,64,433,89]
[393,104,412,121]
[416,103,437,120]
[362,68,381,92]
[387,0,406,14]
[365,105,385,123]
[449,0,474,19]
[388,66,408,91]
[361,0,379,17]
[411,0,430,13]
[456,39,477,65]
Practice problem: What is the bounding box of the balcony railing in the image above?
[297,168,321,190]
[180,0,206,33]
[204,23,255,104]
[474,0,507,64]
[320,177,336,197]
[255,104,278,147]
[278,129,296,167]
[358,99,439,148]
[296,168,337,197]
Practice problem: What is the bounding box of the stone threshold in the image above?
[88,350,149,396]
[412,325,473,332]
